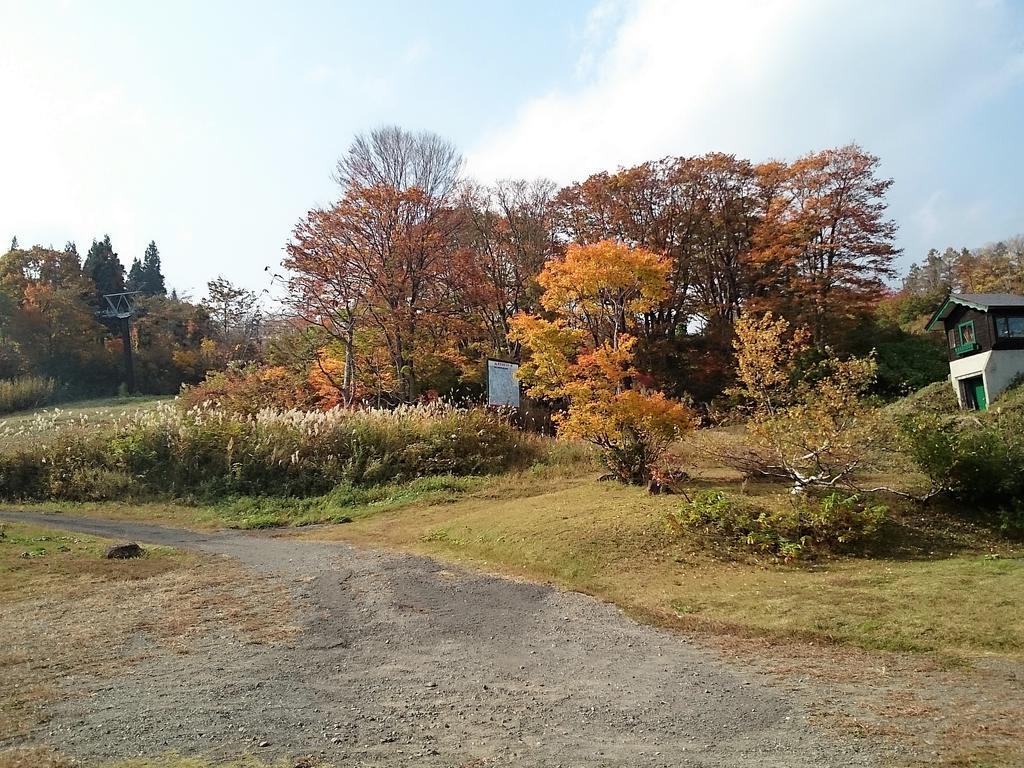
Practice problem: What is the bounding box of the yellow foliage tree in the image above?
[538,240,671,349]
[510,241,691,483]
[729,312,888,492]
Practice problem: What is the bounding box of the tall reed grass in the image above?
[0,376,55,415]
[0,401,545,500]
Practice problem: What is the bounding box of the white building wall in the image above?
[984,349,1024,404]
[948,351,990,407]
[946,349,1024,407]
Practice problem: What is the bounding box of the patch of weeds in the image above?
[671,489,887,561]
[206,475,486,529]
[422,528,467,546]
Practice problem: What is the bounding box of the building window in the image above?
[957,320,976,345]
[995,315,1024,339]
[953,320,978,354]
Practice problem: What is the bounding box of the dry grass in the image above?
[0,523,298,758]
[0,746,74,768]
[0,522,184,599]
[0,397,168,450]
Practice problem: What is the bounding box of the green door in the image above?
[969,377,987,411]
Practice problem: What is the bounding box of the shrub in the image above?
[673,489,887,560]
[178,364,318,415]
[899,409,1024,533]
[559,390,693,484]
[0,376,55,415]
[0,402,544,501]
[884,380,958,420]
[728,313,892,493]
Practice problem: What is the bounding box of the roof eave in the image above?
[924,297,953,332]
[924,294,991,332]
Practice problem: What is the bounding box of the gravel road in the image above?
[0,510,876,767]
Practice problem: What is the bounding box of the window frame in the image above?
[995,314,1024,339]
[956,320,976,347]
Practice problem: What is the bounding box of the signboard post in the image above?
[486,358,520,408]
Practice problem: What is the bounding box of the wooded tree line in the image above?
[6,126,1020,408]
[282,126,963,407]
[0,235,263,396]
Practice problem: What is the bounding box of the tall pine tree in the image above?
[126,258,145,292]
[140,240,166,296]
[83,235,125,303]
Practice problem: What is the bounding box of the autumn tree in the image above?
[903,247,957,298]
[553,160,694,338]
[511,240,691,483]
[204,276,260,361]
[457,178,556,358]
[285,205,365,405]
[538,240,671,350]
[133,294,216,392]
[953,236,1024,294]
[0,244,113,387]
[335,124,462,200]
[727,312,892,493]
[747,145,899,345]
[285,126,464,404]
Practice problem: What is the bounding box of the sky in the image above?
[1,0,1023,299]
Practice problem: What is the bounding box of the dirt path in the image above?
[0,510,879,767]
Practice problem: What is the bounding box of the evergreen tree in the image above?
[83,235,125,302]
[140,240,166,296]
[126,258,145,292]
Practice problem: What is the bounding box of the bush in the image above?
[673,489,887,560]
[558,390,693,484]
[885,380,958,420]
[0,402,544,501]
[0,376,55,415]
[178,364,318,415]
[899,409,1024,534]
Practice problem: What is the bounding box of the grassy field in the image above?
[3,395,1020,659]
[3,398,1023,767]
[0,396,170,449]
[0,521,184,602]
[0,521,189,751]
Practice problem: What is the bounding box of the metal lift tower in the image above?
[100,291,141,394]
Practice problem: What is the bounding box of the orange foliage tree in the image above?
[748,145,899,344]
[511,240,692,483]
[285,127,465,404]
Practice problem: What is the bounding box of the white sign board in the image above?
[487,359,521,408]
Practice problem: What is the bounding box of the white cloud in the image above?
[467,0,1024,262]
[468,0,818,182]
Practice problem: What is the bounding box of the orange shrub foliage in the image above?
[179,364,318,414]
